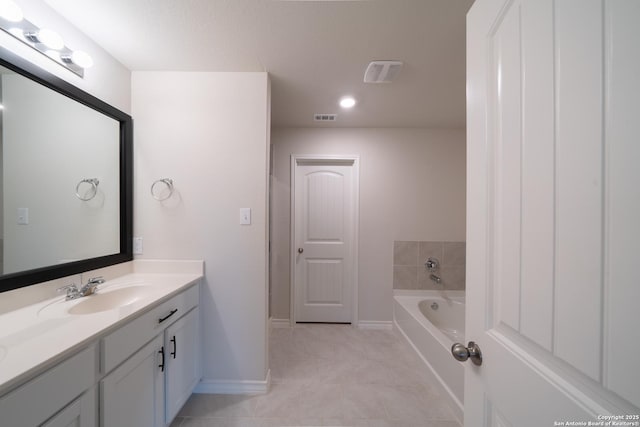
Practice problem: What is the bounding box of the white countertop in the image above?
[0,260,203,396]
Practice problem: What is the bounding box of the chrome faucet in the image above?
[429,273,442,285]
[80,276,105,296]
[57,276,105,300]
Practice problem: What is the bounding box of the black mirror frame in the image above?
[0,46,133,293]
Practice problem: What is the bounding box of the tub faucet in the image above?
[429,273,442,285]
[425,257,439,271]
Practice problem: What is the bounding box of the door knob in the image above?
[451,341,483,366]
[298,248,304,254]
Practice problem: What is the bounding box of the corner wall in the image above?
[132,72,270,386]
[270,128,466,322]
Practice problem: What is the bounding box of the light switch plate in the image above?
[133,237,143,254]
[17,207,28,225]
[240,208,251,225]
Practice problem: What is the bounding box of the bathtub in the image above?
[393,290,465,421]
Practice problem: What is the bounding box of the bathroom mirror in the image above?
[0,47,132,293]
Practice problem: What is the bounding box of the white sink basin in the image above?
[38,283,161,318]
[67,286,154,315]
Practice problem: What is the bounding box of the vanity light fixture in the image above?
[339,96,356,109]
[61,50,94,69]
[0,2,93,77]
[24,28,65,50]
[0,0,23,22]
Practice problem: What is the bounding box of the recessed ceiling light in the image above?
[339,96,356,109]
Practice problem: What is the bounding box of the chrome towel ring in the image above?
[76,178,99,201]
[151,178,174,201]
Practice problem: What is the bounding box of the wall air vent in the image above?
[364,60,403,83]
[314,114,337,122]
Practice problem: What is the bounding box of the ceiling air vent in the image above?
[314,114,337,122]
[364,60,403,83]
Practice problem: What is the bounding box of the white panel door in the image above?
[292,156,358,323]
[465,0,640,425]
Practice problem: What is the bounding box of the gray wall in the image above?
[132,71,270,384]
[270,127,466,323]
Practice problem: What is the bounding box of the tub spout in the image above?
[429,273,442,284]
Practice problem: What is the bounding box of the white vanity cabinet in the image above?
[0,345,97,427]
[101,335,164,427]
[0,262,203,427]
[164,306,200,423]
[42,388,97,427]
[99,283,200,427]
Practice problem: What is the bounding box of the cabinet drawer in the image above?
[0,345,96,427]
[101,283,199,374]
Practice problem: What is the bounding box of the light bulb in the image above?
[339,96,356,109]
[0,0,23,22]
[71,50,93,68]
[37,28,64,50]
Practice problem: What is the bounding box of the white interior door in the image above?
[465,0,640,425]
[292,156,358,323]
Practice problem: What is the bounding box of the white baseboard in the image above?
[270,318,291,328]
[194,370,271,395]
[357,320,393,330]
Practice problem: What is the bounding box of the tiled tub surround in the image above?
[393,241,465,290]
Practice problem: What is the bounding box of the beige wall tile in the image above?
[419,241,444,266]
[441,266,465,290]
[393,241,419,266]
[443,242,466,266]
[418,267,441,290]
[393,266,418,289]
[395,240,465,290]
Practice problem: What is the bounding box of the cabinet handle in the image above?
[171,335,177,359]
[158,347,165,372]
[158,308,178,324]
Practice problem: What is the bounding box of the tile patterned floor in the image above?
[171,324,461,427]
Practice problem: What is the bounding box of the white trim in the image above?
[289,154,360,326]
[357,321,393,330]
[194,370,271,395]
[270,318,291,329]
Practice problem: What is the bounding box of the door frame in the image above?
[289,154,360,327]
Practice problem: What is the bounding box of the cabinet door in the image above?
[101,335,164,427]
[165,307,201,424]
[0,346,95,427]
[41,388,96,427]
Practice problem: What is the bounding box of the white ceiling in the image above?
[45,0,473,128]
